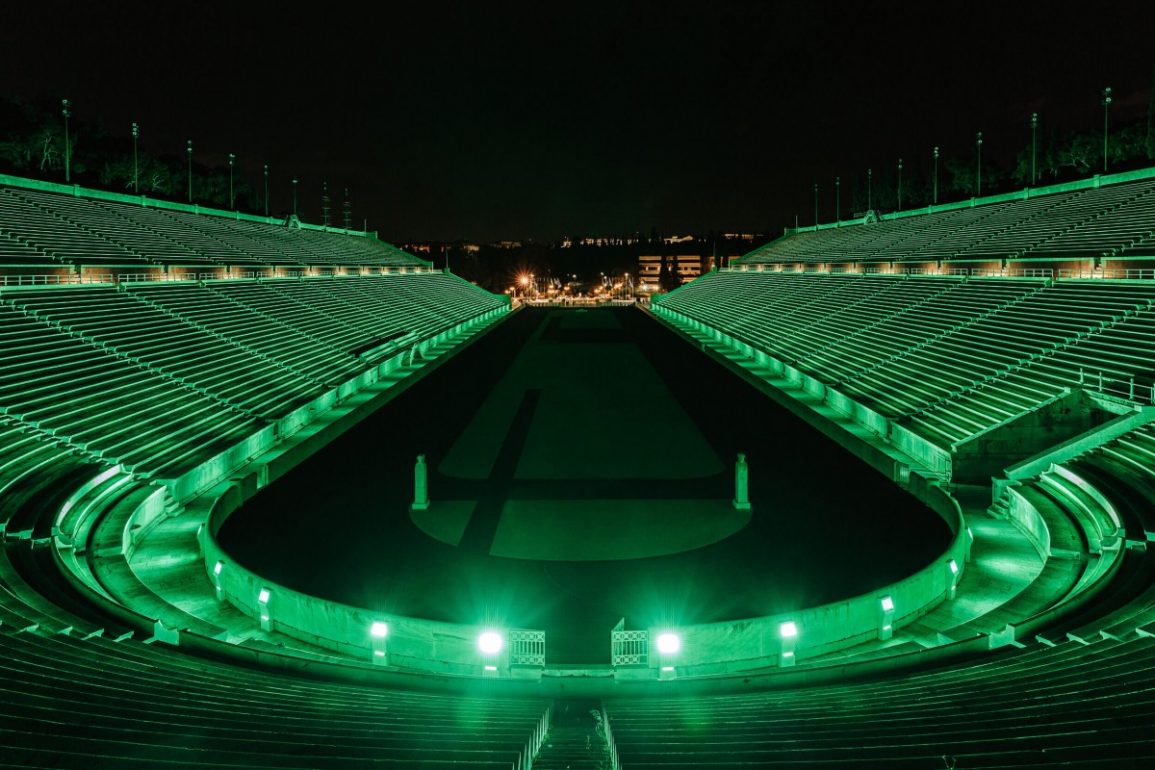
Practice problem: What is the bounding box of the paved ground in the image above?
[220,307,949,663]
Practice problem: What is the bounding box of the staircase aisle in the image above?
[534,699,612,770]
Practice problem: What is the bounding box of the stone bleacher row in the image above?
[604,418,1155,768]
[0,185,420,267]
[658,271,1155,449]
[0,273,506,478]
[742,177,1155,264]
[0,268,539,767]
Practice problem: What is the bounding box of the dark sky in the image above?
[3,1,1154,241]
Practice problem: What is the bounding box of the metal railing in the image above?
[1080,368,1155,404]
[611,628,648,666]
[600,703,621,770]
[510,629,546,666]
[524,704,551,770]
[0,273,80,286]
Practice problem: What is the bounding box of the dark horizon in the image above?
[3,1,1154,242]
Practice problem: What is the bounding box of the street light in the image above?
[228,153,236,209]
[263,164,270,217]
[1030,112,1038,186]
[131,122,139,194]
[61,99,71,183]
[186,139,193,202]
[1102,86,1112,173]
[835,176,841,221]
[975,132,983,196]
[292,178,299,217]
[933,146,939,205]
[867,168,872,211]
[897,158,903,210]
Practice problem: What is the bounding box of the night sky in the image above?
[3,1,1154,241]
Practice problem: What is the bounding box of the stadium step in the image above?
[533,700,612,770]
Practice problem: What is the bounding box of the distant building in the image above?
[638,254,704,289]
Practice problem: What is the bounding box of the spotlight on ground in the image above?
[655,632,681,655]
[477,630,504,655]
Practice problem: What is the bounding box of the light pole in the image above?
[1030,112,1038,186]
[263,164,269,216]
[975,132,983,196]
[186,140,193,202]
[813,182,818,227]
[932,146,940,205]
[1102,86,1112,173]
[835,176,841,221]
[228,153,236,209]
[131,122,139,194]
[292,178,298,217]
[897,158,903,210]
[61,99,71,183]
[867,168,872,211]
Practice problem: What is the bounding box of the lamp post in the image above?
[897,158,903,210]
[867,168,872,211]
[292,178,298,217]
[186,140,193,202]
[61,99,71,183]
[813,182,818,227]
[131,122,139,194]
[228,153,236,209]
[933,146,939,205]
[1102,86,1112,173]
[263,164,269,217]
[835,176,841,221]
[975,132,983,196]
[1030,112,1038,186]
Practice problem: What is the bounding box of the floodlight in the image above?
[484,665,498,671]
[780,621,798,639]
[257,588,270,604]
[880,596,895,612]
[478,630,504,655]
[370,621,388,639]
[661,666,674,672]
[213,561,223,576]
[949,559,959,575]
[656,632,681,655]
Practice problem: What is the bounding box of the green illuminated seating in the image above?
[0,183,427,269]
[742,177,1155,264]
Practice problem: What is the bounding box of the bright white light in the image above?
[484,664,498,671]
[370,622,388,639]
[780,621,798,639]
[478,630,504,655]
[655,632,681,655]
[949,559,959,575]
[782,650,794,657]
[213,561,223,576]
[880,596,895,612]
[661,666,674,672]
[257,588,270,604]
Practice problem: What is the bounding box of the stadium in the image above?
[2,150,1155,769]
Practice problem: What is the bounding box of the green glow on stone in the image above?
[780,621,798,639]
[478,630,503,655]
[656,632,681,655]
